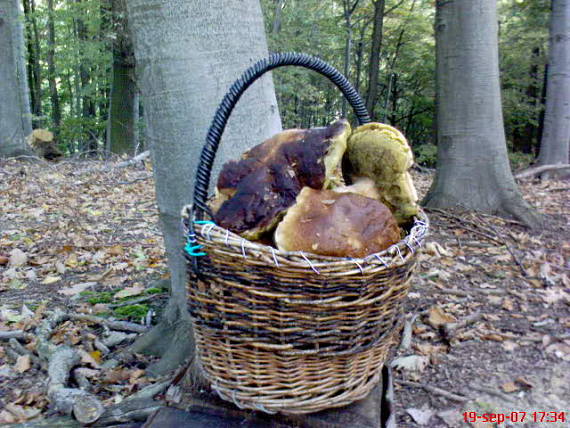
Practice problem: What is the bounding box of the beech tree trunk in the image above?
[126,0,281,375]
[47,0,61,132]
[0,0,33,157]
[424,0,540,228]
[537,0,570,172]
[365,0,385,120]
[107,0,137,155]
[22,0,42,127]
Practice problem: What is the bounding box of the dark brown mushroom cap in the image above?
[213,120,351,240]
[275,187,401,258]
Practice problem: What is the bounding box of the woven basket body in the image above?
[185,53,429,414]
[185,210,427,414]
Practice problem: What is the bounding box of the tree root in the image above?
[130,299,196,377]
[515,164,570,180]
[97,398,162,426]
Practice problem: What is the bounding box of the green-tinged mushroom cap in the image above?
[347,123,419,224]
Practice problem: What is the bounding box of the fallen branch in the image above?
[68,314,148,333]
[96,397,162,426]
[399,314,419,352]
[470,384,515,403]
[396,380,469,402]
[515,164,570,179]
[0,330,28,340]
[115,150,150,169]
[9,338,42,367]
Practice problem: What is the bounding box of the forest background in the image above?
[11,0,552,169]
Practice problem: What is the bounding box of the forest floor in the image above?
[0,158,568,427]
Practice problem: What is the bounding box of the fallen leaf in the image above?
[426,306,456,328]
[58,282,95,296]
[14,355,31,373]
[501,340,519,352]
[89,351,103,364]
[8,249,27,267]
[391,355,429,372]
[406,406,434,425]
[41,276,61,285]
[501,381,520,393]
[114,285,145,299]
[80,350,101,368]
[502,298,515,311]
[107,245,125,256]
[55,261,66,274]
[481,333,504,342]
[414,343,447,356]
[0,255,9,265]
[4,403,42,422]
[515,377,534,390]
[541,288,569,305]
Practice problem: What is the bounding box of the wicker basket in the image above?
[184,53,429,414]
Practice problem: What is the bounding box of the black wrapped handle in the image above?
[192,52,371,217]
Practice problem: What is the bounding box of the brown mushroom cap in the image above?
[275,187,401,258]
[213,120,351,240]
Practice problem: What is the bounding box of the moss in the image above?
[144,287,163,295]
[113,304,149,321]
[81,291,114,304]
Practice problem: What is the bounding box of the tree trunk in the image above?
[107,0,137,155]
[341,0,360,117]
[424,0,541,228]
[126,0,281,375]
[512,47,541,155]
[22,0,42,128]
[0,0,33,157]
[75,0,97,153]
[47,0,61,133]
[365,0,385,120]
[271,0,285,34]
[537,0,570,173]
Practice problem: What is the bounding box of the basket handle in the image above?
[192,52,371,216]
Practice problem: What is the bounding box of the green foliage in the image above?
[508,151,534,171]
[414,143,437,168]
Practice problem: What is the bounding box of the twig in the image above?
[470,385,515,402]
[486,223,530,277]
[442,312,482,340]
[68,314,148,333]
[9,338,42,367]
[396,379,469,402]
[399,314,419,352]
[425,208,503,244]
[115,174,153,185]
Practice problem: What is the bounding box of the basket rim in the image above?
[182,205,429,271]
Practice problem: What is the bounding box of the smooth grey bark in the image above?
[537,0,570,173]
[0,0,32,157]
[127,0,281,375]
[47,0,61,132]
[424,0,541,228]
